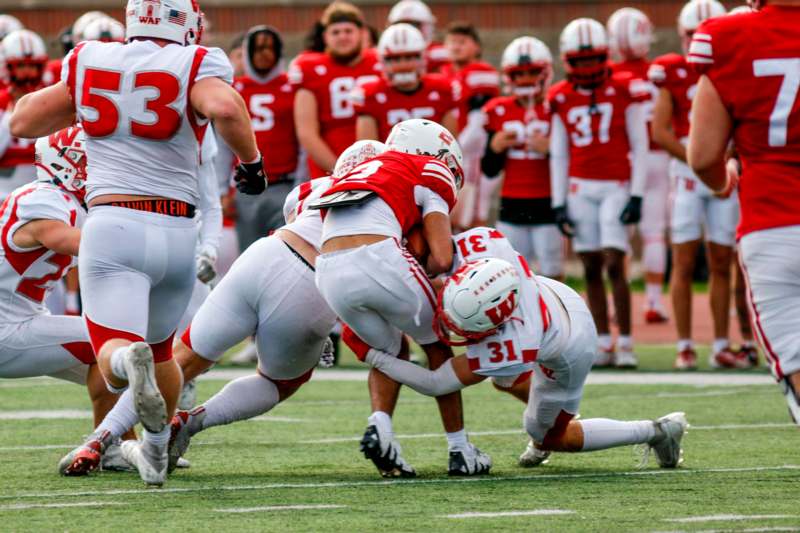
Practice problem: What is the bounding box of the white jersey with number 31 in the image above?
[62,39,233,204]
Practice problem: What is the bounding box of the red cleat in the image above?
[644,309,669,324]
[58,433,108,476]
[710,347,742,369]
[674,349,698,370]
[737,345,759,368]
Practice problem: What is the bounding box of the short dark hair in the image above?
[446,21,481,46]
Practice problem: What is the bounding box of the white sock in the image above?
[645,283,662,309]
[597,334,613,351]
[580,419,656,451]
[677,339,694,352]
[201,374,280,430]
[713,338,729,354]
[368,411,394,440]
[96,389,139,439]
[109,346,129,382]
[618,335,633,350]
[142,426,171,459]
[446,429,468,451]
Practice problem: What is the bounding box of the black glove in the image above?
[620,195,642,225]
[234,157,267,195]
[553,205,575,237]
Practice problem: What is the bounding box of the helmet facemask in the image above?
[565,49,609,89]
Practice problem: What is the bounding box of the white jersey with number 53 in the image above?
[62,39,233,204]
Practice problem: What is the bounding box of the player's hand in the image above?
[234,156,267,195]
[195,246,218,284]
[714,158,740,199]
[490,130,518,153]
[553,205,575,237]
[526,133,549,155]
[318,337,336,368]
[620,196,642,225]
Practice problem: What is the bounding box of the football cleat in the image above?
[614,346,638,369]
[58,430,112,476]
[448,442,492,476]
[101,442,135,472]
[518,439,551,467]
[175,457,191,469]
[737,345,759,368]
[781,378,800,426]
[593,346,615,368]
[121,439,167,487]
[177,378,197,411]
[710,347,745,369]
[359,425,417,478]
[644,308,669,324]
[647,411,688,468]
[167,407,205,473]
[125,342,167,433]
[674,349,698,370]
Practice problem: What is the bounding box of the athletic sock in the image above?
[618,335,633,350]
[677,339,694,352]
[201,374,280,430]
[95,389,139,439]
[368,411,395,440]
[580,419,656,451]
[446,429,468,451]
[645,283,663,309]
[597,334,613,351]
[109,346,129,382]
[713,338,729,354]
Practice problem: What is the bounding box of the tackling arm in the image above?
[687,75,732,192]
[10,83,76,139]
[366,350,484,396]
[13,219,81,256]
[422,212,454,276]
[294,88,337,173]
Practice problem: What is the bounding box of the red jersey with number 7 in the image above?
[688,6,800,238]
[62,39,234,204]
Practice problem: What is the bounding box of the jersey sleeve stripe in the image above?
[186,47,210,159]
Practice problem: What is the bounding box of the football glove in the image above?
[234,157,267,195]
[620,196,642,225]
[553,205,575,237]
[195,245,218,284]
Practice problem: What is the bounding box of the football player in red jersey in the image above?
[649,0,740,370]
[291,2,381,178]
[481,37,563,280]
[687,0,800,425]
[549,18,649,369]
[225,25,301,252]
[607,8,671,324]
[386,0,451,73]
[0,30,49,201]
[440,22,501,229]
[353,23,459,141]
[315,119,492,477]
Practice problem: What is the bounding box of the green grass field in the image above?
[1,345,798,532]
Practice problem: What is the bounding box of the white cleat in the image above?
[168,407,205,473]
[121,439,167,487]
[125,342,167,433]
[175,457,191,469]
[593,347,615,368]
[614,347,638,369]
[101,442,135,472]
[518,440,551,467]
[648,412,689,468]
[448,442,492,476]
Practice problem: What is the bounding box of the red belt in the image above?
[100,199,196,218]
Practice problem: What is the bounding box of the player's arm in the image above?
[651,87,686,162]
[687,75,731,193]
[10,82,75,138]
[191,77,258,163]
[620,102,648,224]
[549,114,574,237]
[422,211,454,276]
[366,350,485,396]
[196,156,222,283]
[441,109,459,136]
[355,115,379,141]
[13,219,81,256]
[294,88,337,173]
[481,129,512,178]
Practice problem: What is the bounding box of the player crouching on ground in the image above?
[367,226,689,468]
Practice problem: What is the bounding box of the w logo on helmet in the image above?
[484,291,517,326]
[438,131,454,145]
[48,127,81,151]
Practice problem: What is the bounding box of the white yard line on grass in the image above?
[444,509,575,519]
[2,465,798,502]
[665,515,800,523]
[0,501,125,511]
[214,504,346,513]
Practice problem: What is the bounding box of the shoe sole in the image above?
[359,426,416,478]
[655,411,688,468]
[121,442,166,487]
[167,426,191,474]
[127,342,167,433]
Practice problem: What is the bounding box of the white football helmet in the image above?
[678,0,726,35]
[2,30,48,93]
[72,11,108,43]
[501,36,553,98]
[378,23,427,86]
[607,8,654,61]
[386,119,464,190]
[0,14,23,41]
[559,18,610,88]
[435,258,521,345]
[82,17,125,43]
[387,0,435,43]
[35,125,88,203]
[333,140,387,178]
[126,0,202,46]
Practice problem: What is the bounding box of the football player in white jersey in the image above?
[11,0,265,486]
[58,140,381,476]
[366,227,689,469]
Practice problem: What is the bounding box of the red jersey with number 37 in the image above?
[483,96,551,199]
[351,74,460,141]
[234,73,298,178]
[323,151,458,234]
[289,50,381,177]
[0,183,85,322]
[548,76,647,181]
[689,6,800,237]
[62,39,233,204]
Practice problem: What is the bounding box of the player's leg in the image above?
[491,371,532,402]
[531,224,564,280]
[640,151,671,322]
[733,250,758,366]
[496,221,534,270]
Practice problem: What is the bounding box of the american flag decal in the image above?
[168,9,186,25]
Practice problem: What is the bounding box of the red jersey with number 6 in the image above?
[0,183,85,322]
[548,76,648,181]
[323,151,458,234]
[62,39,234,204]
[688,6,800,238]
[234,73,298,179]
[289,50,381,178]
